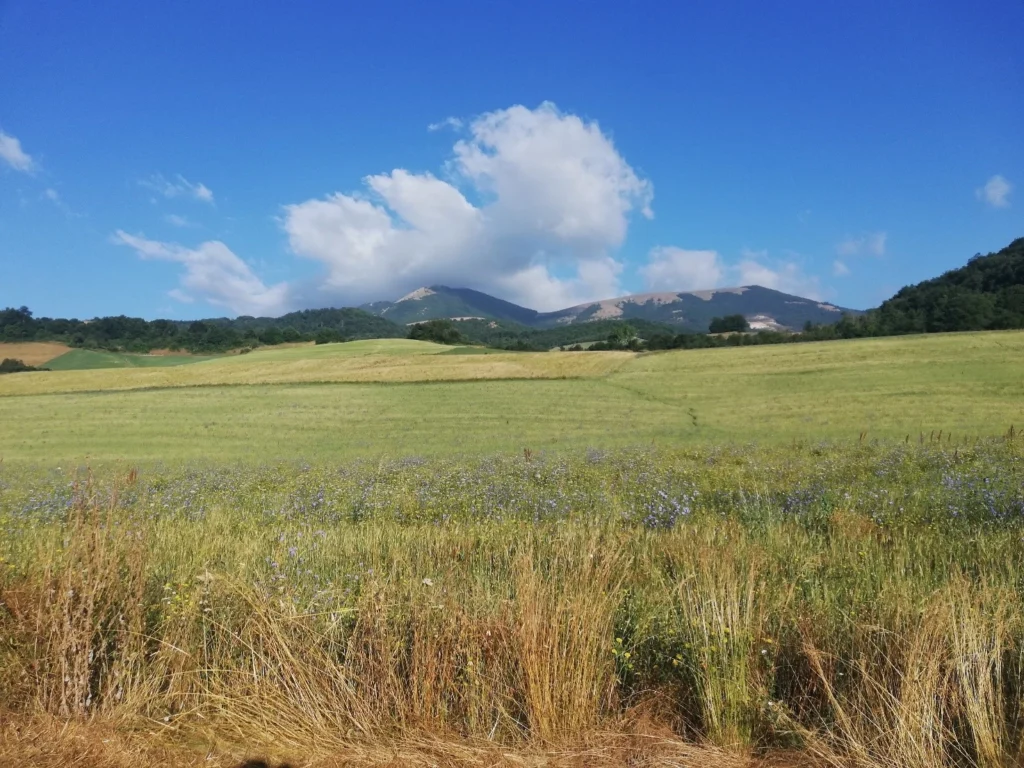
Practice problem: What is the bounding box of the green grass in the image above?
[236,338,443,360]
[0,331,1022,462]
[439,345,511,355]
[45,348,216,370]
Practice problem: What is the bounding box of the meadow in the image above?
[0,331,1022,463]
[1,332,1024,767]
[44,348,215,370]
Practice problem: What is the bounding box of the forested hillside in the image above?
[802,237,1024,339]
[870,237,1024,333]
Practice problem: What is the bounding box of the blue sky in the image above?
[1,0,1021,319]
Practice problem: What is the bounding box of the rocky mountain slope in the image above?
[362,284,854,332]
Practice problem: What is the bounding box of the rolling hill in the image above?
[869,236,1024,333]
[362,284,854,331]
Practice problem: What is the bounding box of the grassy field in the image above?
[1,441,1022,767]
[0,332,1021,463]
[44,348,217,370]
[2,332,1024,766]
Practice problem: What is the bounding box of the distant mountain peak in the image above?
[687,286,749,300]
[361,283,855,331]
[396,287,437,302]
[555,286,759,323]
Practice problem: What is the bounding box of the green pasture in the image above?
[0,331,1022,462]
[45,348,215,370]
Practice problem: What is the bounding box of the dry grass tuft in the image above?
[0,712,219,768]
[0,712,771,767]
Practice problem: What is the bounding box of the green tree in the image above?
[407,319,464,345]
[259,327,284,345]
[709,315,749,334]
[607,323,637,348]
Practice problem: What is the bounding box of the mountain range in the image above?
[6,237,1023,355]
[361,285,855,332]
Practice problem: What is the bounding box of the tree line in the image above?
[0,306,403,354]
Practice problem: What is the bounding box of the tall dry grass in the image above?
[2,443,1024,766]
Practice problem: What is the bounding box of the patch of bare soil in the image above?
[0,342,72,366]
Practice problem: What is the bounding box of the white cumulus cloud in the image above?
[427,117,463,132]
[113,231,289,316]
[641,247,723,291]
[734,257,823,300]
[281,102,653,310]
[976,175,1012,208]
[141,173,215,204]
[0,130,35,172]
[124,103,835,314]
[641,246,823,300]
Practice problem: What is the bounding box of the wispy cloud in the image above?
[832,260,850,277]
[140,173,215,204]
[428,116,463,132]
[167,288,195,304]
[976,175,1012,208]
[164,213,196,228]
[0,130,35,173]
[40,187,82,218]
[113,230,289,316]
[837,231,886,258]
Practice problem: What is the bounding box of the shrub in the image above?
[0,358,46,374]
